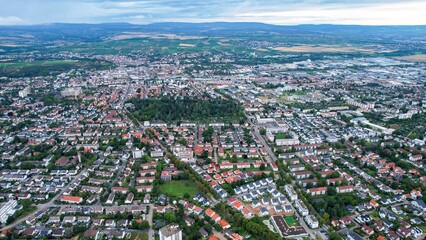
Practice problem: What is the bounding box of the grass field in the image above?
[129,232,148,240]
[159,180,199,198]
[285,216,299,226]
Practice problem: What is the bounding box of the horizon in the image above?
[0,0,425,26]
[2,21,426,28]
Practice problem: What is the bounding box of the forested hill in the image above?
[1,22,425,42]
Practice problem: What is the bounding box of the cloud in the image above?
[233,1,426,25]
[0,16,25,25]
[0,0,424,25]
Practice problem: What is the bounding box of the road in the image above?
[0,168,88,231]
[242,112,322,238]
[146,204,154,240]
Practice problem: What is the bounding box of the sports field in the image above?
[159,180,198,198]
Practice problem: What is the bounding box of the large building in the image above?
[18,88,30,98]
[61,87,82,97]
[284,184,298,201]
[132,148,145,159]
[159,223,182,240]
[0,200,18,223]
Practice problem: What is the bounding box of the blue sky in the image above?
[0,0,425,25]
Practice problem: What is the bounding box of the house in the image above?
[136,176,155,184]
[106,193,115,205]
[252,200,260,208]
[337,185,354,193]
[111,187,128,194]
[135,185,153,193]
[242,207,253,218]
[326,177,344,186]
[370,199,379,208]
[410,190,422,199]
[47,216,61,224]
[125,193,134,204]
[383,220,393,229]
[361,225,374,236]
[374,220,385,232]
[233,201,244,211]
[205,208,215,218]
[260,207,268,216]
[293,171,312,179]
[52,229,66,238]
[143,194,151,204]
[92,219,104,226]
[60,195,83,204]
[295,199,309,216]
[199,228,208,238]
[305,215,319,229]
[105,219,116,228]
[411,199,426,211]
[409,154,422,161]
[396,226,411,238]
[410,227,423,238]
[211,214,221,222]
[183,216,195,226]
[117,219,128,228]
[307,187,327,196]
[285,184,298,201]
[77,216,91,224]
[289,165,305,172]
[55,157,69,167]
[340,217,352,226]
[83,230,99,239]
[387,231,400,240]
[219,219,231,229]
[63,216,76,224]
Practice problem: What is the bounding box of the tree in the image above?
[322,212,330,223]
[204,224,213,233]
[329,231,342,240]
[326,186,337,196]
[164,212,176,223]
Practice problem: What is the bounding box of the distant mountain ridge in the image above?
[0,22,425,42]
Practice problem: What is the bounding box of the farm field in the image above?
[273,45,374,53]
[395,54,426,62]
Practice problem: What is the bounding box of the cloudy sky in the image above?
[0,0,425,25]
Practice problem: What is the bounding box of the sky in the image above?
[0,0,425,26]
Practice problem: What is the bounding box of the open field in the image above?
[159,180,199,198]
[273,45,374,53]
[112,32,206,40]
[179,43,196,47]
[395,54,426,62]
[0,59,112,78]
[129,232,148,240]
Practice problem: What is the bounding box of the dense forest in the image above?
[127,97,245,123]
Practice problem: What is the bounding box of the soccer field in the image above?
[159,180,199,198]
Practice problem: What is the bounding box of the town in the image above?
[0,23,425,240]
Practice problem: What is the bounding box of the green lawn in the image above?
[159,180,199,198]
[129,232,148,240]
[285,216,299,226]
